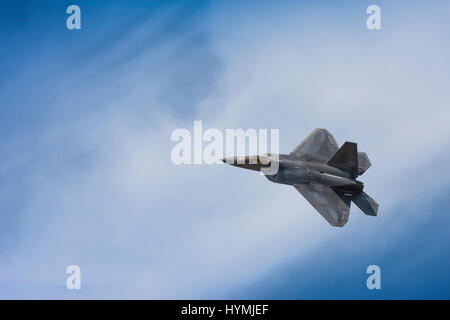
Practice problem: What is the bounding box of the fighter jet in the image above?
[222,129,378,227]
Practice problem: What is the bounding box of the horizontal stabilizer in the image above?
[327,142,359,177]
[352,191,378,216]
[357,152,371,175]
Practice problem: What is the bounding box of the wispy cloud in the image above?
[1,0,449,298]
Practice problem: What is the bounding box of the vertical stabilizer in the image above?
[327,142,359,177]
[357,152,371,175]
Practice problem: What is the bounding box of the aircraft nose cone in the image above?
[221,157,238,164]
[220,156,267,172]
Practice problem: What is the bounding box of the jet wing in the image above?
[291,128,339,161]
[295,183,350,227]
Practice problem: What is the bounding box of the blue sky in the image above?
[237,191,450,299]
[0,0,450,299]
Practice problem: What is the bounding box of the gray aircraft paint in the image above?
[222,129,378,227]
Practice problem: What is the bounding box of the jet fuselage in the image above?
[221,128,378,227]
[265,154,364,195]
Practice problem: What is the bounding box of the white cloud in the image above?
[1,1,450,298]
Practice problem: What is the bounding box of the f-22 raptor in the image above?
[222,129,378,227]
